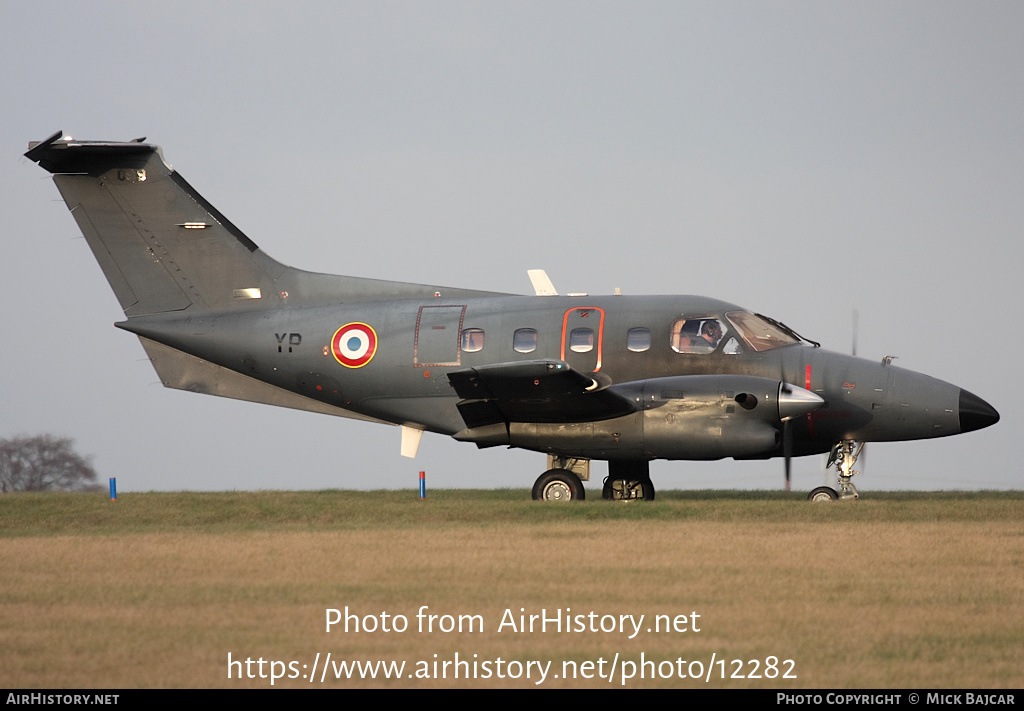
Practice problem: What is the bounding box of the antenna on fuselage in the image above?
[528,269,558,296]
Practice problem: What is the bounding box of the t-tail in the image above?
[25,131,502,315]
[25,131,290,316]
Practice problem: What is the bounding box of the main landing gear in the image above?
[603,477,656,501]
[531,455,589,501]
[808,440,863,502]
[530,457,657,502]
[603,460,655,501]
[532,469,585,501]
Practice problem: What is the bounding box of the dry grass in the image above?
[0,490,1021,688]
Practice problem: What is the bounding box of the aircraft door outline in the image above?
[560,307,605,373]
[414,305,467,367]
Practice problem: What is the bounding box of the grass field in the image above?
[1,490,1021,689]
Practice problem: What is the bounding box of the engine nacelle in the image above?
[507,374,821,461]
[632,374,787,459]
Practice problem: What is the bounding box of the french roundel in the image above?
[331,322,378,368]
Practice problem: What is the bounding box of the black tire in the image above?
[532,469,585,501]
[602,477,656,501]
[808,486,839,502]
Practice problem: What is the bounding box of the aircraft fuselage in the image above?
[116,293,978,462]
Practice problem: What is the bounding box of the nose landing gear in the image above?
[809,440,863,502]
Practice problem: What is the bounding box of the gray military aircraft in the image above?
[25,131,999,501]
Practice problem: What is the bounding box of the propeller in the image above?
[817,309,867,488]
[772,312,831,491]
[852,308,858,357]
[779,363,795,491]
[783,416,793,491]
[852,309,867,475]
[778,380,822,491]
[777,310,853,490]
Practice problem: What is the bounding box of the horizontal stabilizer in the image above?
[25,132,157,174]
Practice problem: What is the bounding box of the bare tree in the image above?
[0,435,98,492]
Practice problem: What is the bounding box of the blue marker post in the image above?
[109,477,117,502]
[419,471,426,500]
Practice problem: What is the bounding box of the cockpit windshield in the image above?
[725,311,800,352]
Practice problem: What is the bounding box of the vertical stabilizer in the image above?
[26,132,284,316]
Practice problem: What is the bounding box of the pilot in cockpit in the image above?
[691,320,723,353]
[673,318,724,353]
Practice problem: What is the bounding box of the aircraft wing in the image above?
[448,360,636,428]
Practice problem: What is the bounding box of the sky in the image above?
[1,1,1020,493]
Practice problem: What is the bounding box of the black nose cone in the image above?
[959,389,1000,433]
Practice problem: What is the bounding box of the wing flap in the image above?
[448,360,636,428]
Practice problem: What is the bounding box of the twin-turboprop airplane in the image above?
[26,132,999,501]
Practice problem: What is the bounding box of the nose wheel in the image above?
[808,486,839,502]
[809,440,863,501]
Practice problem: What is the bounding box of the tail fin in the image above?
[26,131,285,316]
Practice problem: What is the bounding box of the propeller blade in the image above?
[783,419,792,491]
[852,308,859,357]
[779,365,794,490]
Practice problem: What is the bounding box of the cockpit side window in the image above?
[725,311,798,352]
[671,317,726,354]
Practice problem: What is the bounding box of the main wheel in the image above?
[532,469,585,501]
[808,486,839,502]
[602,477,656,501]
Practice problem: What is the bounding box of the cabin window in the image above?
[671,317,725,354]
[461,328,484,352]
[513,328,538,353]
[627,328,651,352]
[569,328,594,353]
